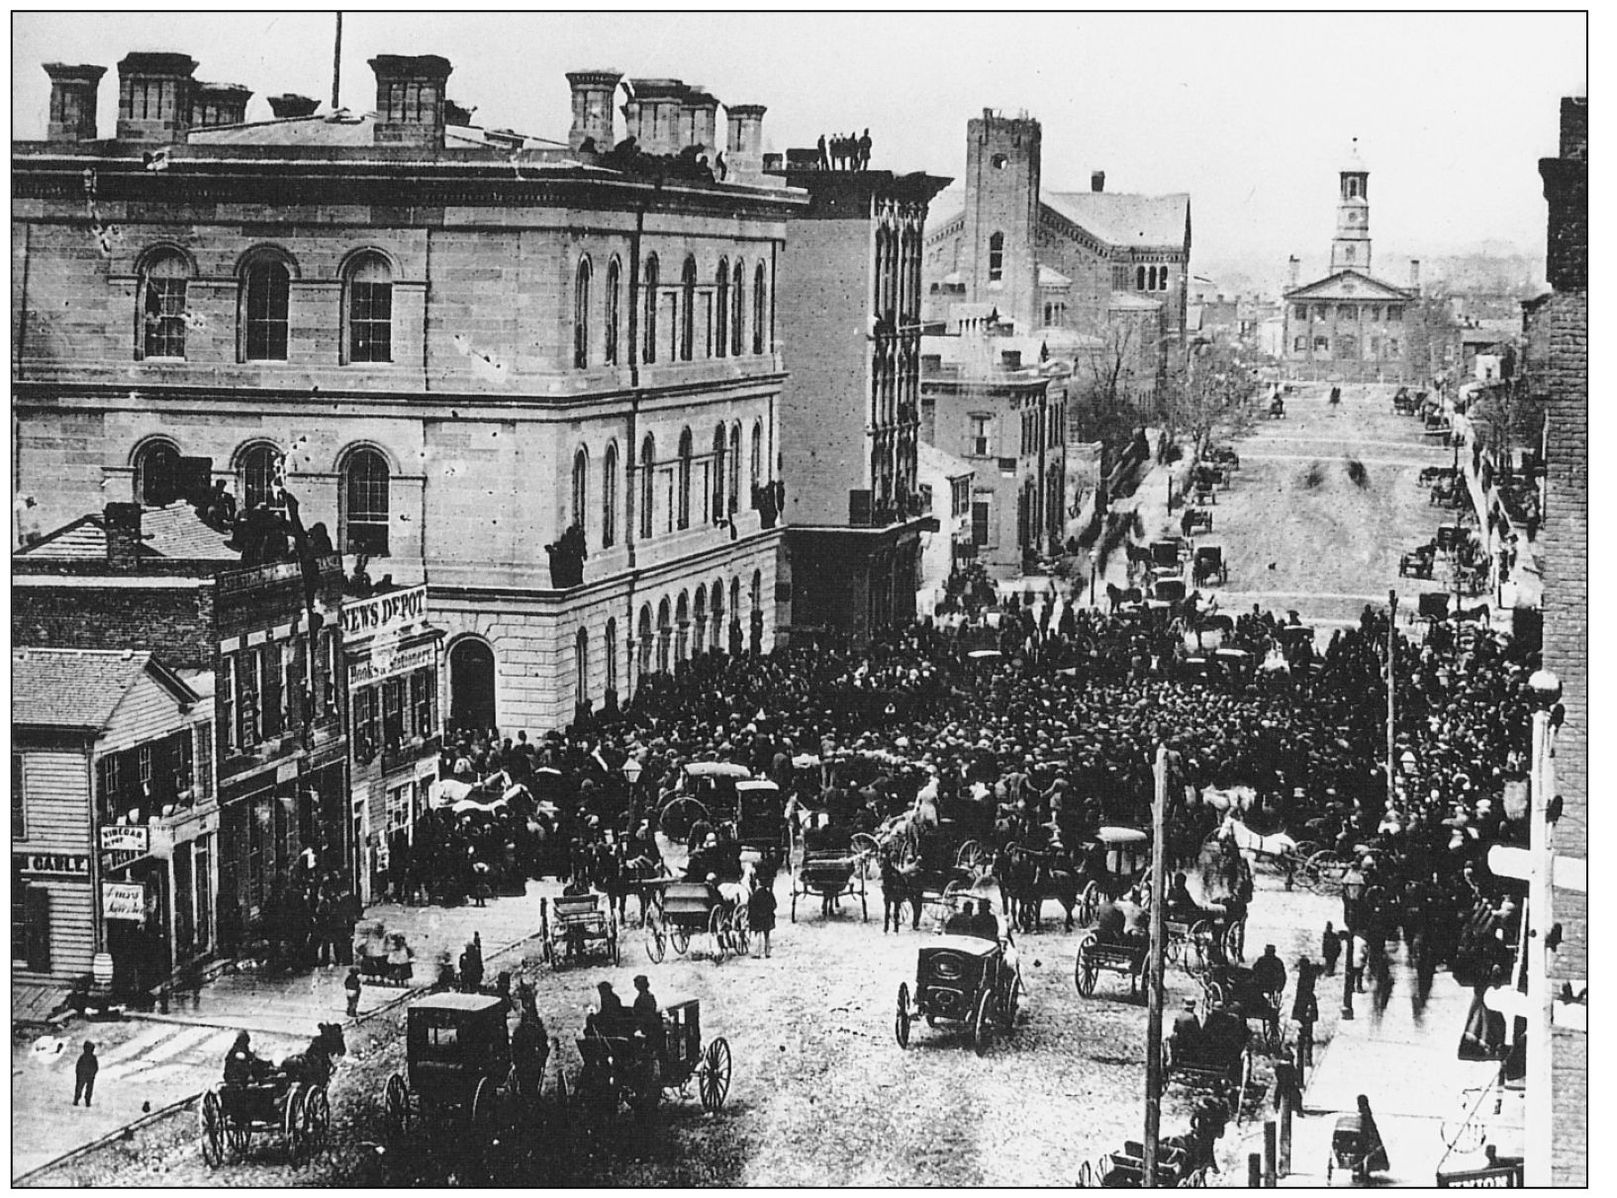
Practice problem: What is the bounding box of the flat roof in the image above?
[409,992,506,1013]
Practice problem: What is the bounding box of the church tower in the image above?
[1330,138,1371,275]
[962,109,1041,332]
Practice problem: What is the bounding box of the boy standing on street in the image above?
[73,1041,98,1107]
[344,966,363,1018]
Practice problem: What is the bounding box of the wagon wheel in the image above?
[708,905,730,962]
[384,1073,411,1137]
[1001,968,1024,1032]
[668,920,690,957]
[1074,937,1098,997]
[971,988,995,1057]
[1075,1159,1093,1188]
[941,878,971,921]
[895,982,911,1049]
[850,833,881,880]
[227,1113,252,1155]
[608,915,621,966]
[470,1076,497,1133]
[731,905,751,957]
[1307,849,1348,890]
[1223,918,1246,962]
[699,1038,732,1112]
[658,796,712,844]
[956,840,990,872]
[644,912,667,964]
[1204,980,1228,1010]
[1441,1112,1487,1154]
[1078,881,1102,926]
[301,1087,331,1160]
[285,1085,308,1164]
[200,1089,224,1168]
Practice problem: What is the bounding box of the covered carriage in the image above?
[384,993,515,1136]
[894,924,1023,1056]
[573,997,731,1123]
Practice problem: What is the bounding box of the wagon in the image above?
[384,993,514,1137]
[734,778,791,880]
[1199,963,1282,1052]
[643,880,747,963]
[200,1077,330,1168]
[790,847,869,921]
[1326,1113,1387,1183]
[894,927,1023,1056]
[1182,508,1213,536]
[1075,826,1152,921]
[659,762,753,844]
[573,997,731,1123]
[1192,546,1227,587]
[1164,1033,1254,1122]
[1074,930,1149,1000]
[541,892,620,970]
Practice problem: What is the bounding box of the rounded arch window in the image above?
[639,434,656,539]
[715,258,730,358]
[604,256,622,366]
[680,256,697,361]
[753,261,768,354]
[342,447,391,555]
[677,427,694,529]
[241,256,291,361]
[239,443,285,514]
[573,255,592,369]
[602,441,619,549]
[344,252,393,364]
[139,250,191,360]
[731,260,745,357]
[642,254,659,364]
[135,440,183,506]
[571,446,590,535]
[637,604,654,681]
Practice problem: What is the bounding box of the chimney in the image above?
[566,69,621,152]
[369,54,452,149]
[1559,94,1588,162]
[725,103,767,183]
[680,88,720,153]
[1287,255,1301,290]
[104,502,144,566]
[267,93,320,119]
[626,79,686,155]
[44,63,106,143]
[1091,170,1106,193]
[116,52,197,145]
[1409,258,1422,294]
[443,100,476,128]
[190,82,252,129]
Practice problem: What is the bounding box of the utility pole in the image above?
[1387,589,1397,814]
[331,12,343,112]
[1142,743,1170,1185]
[1525,707,1555,1186]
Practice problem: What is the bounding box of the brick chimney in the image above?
[1540,95,1588,292]
[1287,255,1300,290]
[116,52,197,145]
[1408,258,1421,294]
[44,63,106,143]
[104,502,144,566]
[626,79,686,155]
[267,93,320,119]
[725,103,766,183]
[369,54,452,149]
[190,82,251,129]
[1091,170,1106,193]
[566,69,622,152]
[681,88,720,153]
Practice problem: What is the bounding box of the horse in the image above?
[879,847,924,933]
[278,1022,346,1090]
[999,845,1079,933]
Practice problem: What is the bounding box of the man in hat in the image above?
[1168,999,1202,1063]
[587,981,629,1038]
[223,1030,273,1085]
[631,974,662,1043]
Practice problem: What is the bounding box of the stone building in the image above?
[14,502,350,965]
[12,49,801,738]
[920,109,1191,396]
[914,440,975,611]
[1528,94,1587,1188]
[764,162,951,643]
[1280,143,1425,383]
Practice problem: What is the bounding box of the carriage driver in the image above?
[223,1031,274,1085]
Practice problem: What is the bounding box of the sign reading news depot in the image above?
[343,585,436,687]
[341,585,428,644]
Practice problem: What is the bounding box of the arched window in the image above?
[680,256,697,361]
[135,440,182,506]
[242,258,290,361]
[1136,265,1147,291]
[752,568,763,611]
[693,588,708,655]
[715,258,729,358]
[240,444,285,514]
[345,253,392,363]
[573,255,592,369]
[571,446,589,534]
[1160,267,1171,291]
[731,260,745,357]
[604,257,621,366]
[711,425,727,521]
[139,250,190,360]
[675,428,692,530]
[656,597,672,675]
[711,578,726,649]
[574,627,590,708]
[639,434,656,539]
[637,605,653,682]
[728,423,742,516]
[729,577,741,627]
[342,447,391,555]
[604,618,618,697]
[754,261,768,354]
[448,637,496,734]
[750,421,763,506]
[675,591,690,663]
[642,254,659,364]
[602,441,618,548]
[987,232,1004,283]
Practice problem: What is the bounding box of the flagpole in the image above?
[331,12,343,112]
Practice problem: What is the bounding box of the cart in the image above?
[1075,931,1149,1000]
[643,880,747,963]
[791,848,869,921]
[384,994,514,1137]
[541,893,620,970]
[573,997,732,1123]
[894,924,1023,1056]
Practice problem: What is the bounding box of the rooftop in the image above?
[17,502,239,561]
[11,648,196,730]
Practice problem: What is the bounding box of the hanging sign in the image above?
[101,826,150,853]
[102,882,147,922]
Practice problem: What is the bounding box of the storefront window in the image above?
[382,677,405,750]
[411,667,438,739]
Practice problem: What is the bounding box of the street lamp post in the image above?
[1089,550,1099,607]
[1340,868,1365,1020]
[622,756,644,830]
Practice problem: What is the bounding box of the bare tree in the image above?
[1164,340,1258,463]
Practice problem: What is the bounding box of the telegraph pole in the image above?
[1387,589,1397,813]
[331,12,343,112]
[1142,743,1170,1185]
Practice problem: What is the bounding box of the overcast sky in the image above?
[13,10,1586,282]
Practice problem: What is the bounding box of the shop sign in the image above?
[1436,1164,1524,1187]
[101,826,150,853]
[341,585,427,643]
[102,882,146,922]
[15,852,90,878]
[349,642,436,687]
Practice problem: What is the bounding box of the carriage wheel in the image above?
[971,988,995,1057]
[850,833,881,880]
[1075,1159,1093,1187]
[708,906,730,962]
[941,879,970,920]
[957,840,988,872]
[669,921,690,957]
[609,916,621,967]
[285,1085,308,1164]
[644,913,667,964]
[1078,881,1102,926]
[895,982,912,1049]
[1205,980,1227,1010]
[1223,919,1246,962]
[1001,969,1023,1032]
[302,1087,331,1159]
[200,1090,224,1168]
[385,1073,411,1137]
[1307,850,1348,890]
[699,1038,732,1112]
[471,1076,496,1133]
[731,906,751,957]
[1074,938,1098,997]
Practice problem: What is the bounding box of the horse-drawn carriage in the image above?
[864,803,998,930]
[894,922,1023,1056]
[1192,546,1227,587]
[541,892,620,970]
[790,844,869,922]
[1392,387,1418,416]
[643,879,749,963]
[574,997,731,1122]
[1074,928,1149,1000]
[1181,507,1213,536]
[200,1024,344,1168]
[1400,540,1438,580]
[659,762,754,844]
[1197,961,1283,1053]
[1164,1022,1255,1122]
[384,994,514,1136]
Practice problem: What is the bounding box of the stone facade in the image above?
[12,51,802,737]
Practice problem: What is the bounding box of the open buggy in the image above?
[384,994,515,1136]
[541,892,620,970]
[894,922,1024,1056]
[643,879,749,963]
[573,996,732,1123]
[200,1024,344,1168]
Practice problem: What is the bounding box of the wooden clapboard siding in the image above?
[97,667,191,755]
[15,880,95,980]
[16,749,92,853]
